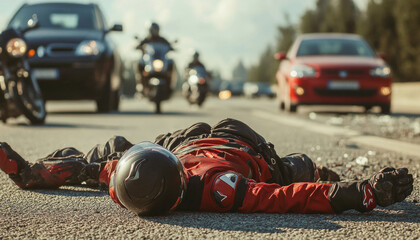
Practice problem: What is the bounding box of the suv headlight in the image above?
[75,40,105,56]
[290,64,316,78]
[6,38,27,57]
[370,66,391,78]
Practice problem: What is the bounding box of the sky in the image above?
[0,0,366,79]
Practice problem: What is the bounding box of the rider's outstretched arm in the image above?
[199,168,413,214]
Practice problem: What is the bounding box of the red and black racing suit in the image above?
[0,118,376,214]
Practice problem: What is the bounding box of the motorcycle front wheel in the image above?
[10,77,46,124]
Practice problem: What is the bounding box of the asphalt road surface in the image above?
[1,96,419,239]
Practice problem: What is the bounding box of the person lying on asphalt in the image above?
[0,118,414,216]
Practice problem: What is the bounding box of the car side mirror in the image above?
[22,14,40,33]
[377,52,389,62]
[274,52,287,61]
[109,24,123,32]
[27,15,39,29]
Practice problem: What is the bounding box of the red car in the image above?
[275,33,392,113]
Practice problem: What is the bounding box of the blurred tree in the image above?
[300,10,318,33]
[232,60,248,82]
[209,69,224,94]
[257,45,277,83]
[277,14,297,52]
[395,0,420,81]
[247,14,296,84]
[247,45,279,84]
[357,0,400,80]
[357,0,420,81]
[322,0,359,33]
[300,0,329,33]
[300,0,358,33]
[247,65,258,83]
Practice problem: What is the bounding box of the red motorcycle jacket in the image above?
[102,138,370,214]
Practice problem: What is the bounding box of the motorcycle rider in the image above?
[183,51,209,104]
[184,51,208,80]
[187,51,205,70]
[136,22,174,95]
[0,118,414,216]
[137,22,173,51]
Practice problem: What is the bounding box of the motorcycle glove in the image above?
[328,167,413,213]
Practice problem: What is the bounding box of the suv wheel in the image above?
[96,80,112,113]
[111,89,120,111]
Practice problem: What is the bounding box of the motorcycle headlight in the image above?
[152,59,164,72]
[188,75,199,84]
[370,66,391,78]
[290,64,316,78]
[6,38,27,58]
[75,40,105,56]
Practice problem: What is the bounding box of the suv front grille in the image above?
[47,43,77,57]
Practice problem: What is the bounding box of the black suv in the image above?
[7,2,123,112]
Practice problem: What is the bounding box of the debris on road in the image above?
[355,156,369,165]
[307,113,420,144]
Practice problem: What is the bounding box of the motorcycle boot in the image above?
[0,142,28,175]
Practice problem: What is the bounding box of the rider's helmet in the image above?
[193,51,200,61]
[149,22,160,38]
[112,142,187,216]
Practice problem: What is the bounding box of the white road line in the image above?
[253,110,420,158]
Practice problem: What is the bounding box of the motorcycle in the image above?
[0,18,46,124]
[136,41,176,114]
[182,66,208,107]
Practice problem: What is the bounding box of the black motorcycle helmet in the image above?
[149,22,160,38]
[193,51,200,61]
[112,142,186,216]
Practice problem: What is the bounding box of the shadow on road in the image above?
[146,212,341,233]
[26,186,419,233]
[390,112,420,118]
[12,122,123,130]
[146,204,419,233]
[31,186,108,197]
[47,110,206,117]
[109,111,206,117]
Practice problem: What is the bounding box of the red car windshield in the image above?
[296,38,376,58]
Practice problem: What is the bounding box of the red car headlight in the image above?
[290,64,316,78]
[370,66,391,78]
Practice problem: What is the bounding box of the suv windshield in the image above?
[296,38,376,57]
[8,4,100,30]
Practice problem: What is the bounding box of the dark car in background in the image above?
[275,33,392,113]
[219,81,244,96]
[243,82,275,98]
[7,2,123,112]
